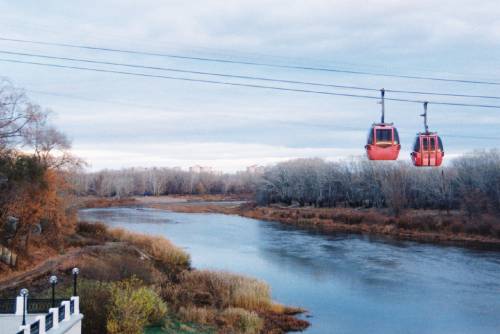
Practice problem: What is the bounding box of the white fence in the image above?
[15,296,81,334]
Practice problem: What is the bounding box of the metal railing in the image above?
[0,298,16,314]
[28,299,64,314]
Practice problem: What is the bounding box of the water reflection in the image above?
[79,207,500,334]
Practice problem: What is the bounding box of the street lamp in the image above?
[49,275,58,307]
[72,268,79,297]
[20,288,28,326]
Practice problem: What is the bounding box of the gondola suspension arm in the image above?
[379,88,385,123]
[421,102,429,133]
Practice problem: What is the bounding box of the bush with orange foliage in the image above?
[1,152,77,260]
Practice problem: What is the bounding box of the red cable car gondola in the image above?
[365,89,401,160]
[411,102,444,167]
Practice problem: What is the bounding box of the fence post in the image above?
[36,315,46,334]
[70,296,80,315]
[15,296,25,315]
[49,307,59,329]
[61,300,70,321]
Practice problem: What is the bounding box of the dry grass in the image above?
[80,197,138,208]
[108,228,190,270]
[162,270,308,333]
[75,221,110,241]
[135,194,251,204]
[219,307,263,334]
[178,306,216,325]
[170,270,272,311]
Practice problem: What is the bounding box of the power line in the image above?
[1,36,499,86]
[23,90,500,141]
[2,58,500,109]
[2,49,500,100]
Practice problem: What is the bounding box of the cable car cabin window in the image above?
[367,128,374,145]
[413,137,420,151]
[429,137,436,150]
[393,128,400,144]
[375,129,393,144]
[422,137,428,150]
[438,136,444,151]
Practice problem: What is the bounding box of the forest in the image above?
[73,151,500,219]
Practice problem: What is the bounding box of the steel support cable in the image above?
[0,36,499,86]
[1,58,500,109]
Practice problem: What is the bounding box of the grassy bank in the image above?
[141,198,500,249]
[0,220,308,334]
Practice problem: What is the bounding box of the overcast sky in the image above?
[0,1,499,171]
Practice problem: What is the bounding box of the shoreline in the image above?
[95,196,500,250]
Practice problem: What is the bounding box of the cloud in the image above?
[73,141,361,171]
[0,0,499,171]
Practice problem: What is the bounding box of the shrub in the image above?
[74,279,113,334]
[318,213,330,220]
[493,224,500,238]
[219,307,263,334]
[107,277,168,334]
[332,212,364,225]
[76,221,109,238]
[441,218,453,227]
[300,212,316,219]
[396,219,407,229]
[477,222,492,236]
[450,222,463,234]
[464,222,479,235]
[178,306,216,324]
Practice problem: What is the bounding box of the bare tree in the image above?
[0,79,45,149]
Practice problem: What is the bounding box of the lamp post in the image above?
[72,268,79,297]
[20,288,28,326]
[49,275,58,307]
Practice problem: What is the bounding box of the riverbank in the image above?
[0,220,308,333]
[80,206,500,334]
[105,196,500,249]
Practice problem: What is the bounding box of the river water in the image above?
[79,207,500,334]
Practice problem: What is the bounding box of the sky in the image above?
[0,0,499,172]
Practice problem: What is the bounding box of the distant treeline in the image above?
[71,168,259,197]
[257,150,500,217]
[74,150,500,217]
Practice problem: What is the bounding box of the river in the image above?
[79,207,500,334]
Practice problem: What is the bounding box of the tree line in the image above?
[74,148,500,218]
[257,151,500,217]
[71,167,259,198]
